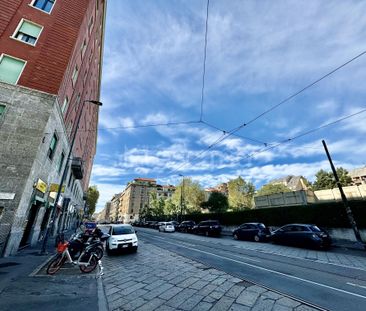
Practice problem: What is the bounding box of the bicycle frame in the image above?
[59,243,96,267]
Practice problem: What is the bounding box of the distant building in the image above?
[110,193,121,223]
[156,184,176,199]
[95,201,111,223]
[270,176,309,191]
[119,178,157,223]
[349,166,366,186]
[204,183,228,201]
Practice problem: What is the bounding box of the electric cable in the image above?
[200,0,210,121]
[168,49,366,173]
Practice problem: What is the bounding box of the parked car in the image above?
[232,223,271,242]
[177,220,196,233]
[106,224,138,254]
[271,224,331,249]
[169,220,180,229]
[193,220,222,237]
[159,222,175,233]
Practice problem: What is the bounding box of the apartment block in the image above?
[0,0,106,256]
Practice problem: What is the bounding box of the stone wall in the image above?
[0,82,83,256]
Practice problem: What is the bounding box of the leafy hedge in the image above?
[151,201,366,228]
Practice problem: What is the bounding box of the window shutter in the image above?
[0,56,25,84]
[19,21,42,38]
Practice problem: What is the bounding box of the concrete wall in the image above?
[254,190,315,209]
[314,185,366,201]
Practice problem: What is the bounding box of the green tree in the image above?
[164,198,179,216]
[227,176,255,210]
[172,178,205,214]
[202,192,228,212]
[86,185,99,216]
[149,192,165,217]
[312,167,352,190]
[256,183,291,196]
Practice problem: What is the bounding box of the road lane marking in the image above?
[148,236,366,300]
[139,229,366,272]
[347,282,366,290]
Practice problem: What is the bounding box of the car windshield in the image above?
[98,226,111,234]
[112,226,134,235]
[310,225,321,232]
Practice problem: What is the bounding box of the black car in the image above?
[169,221,180,229]
[271,224,332,249]
[233,223,270,242]
[177,221,196,233]
[193,220,222,237]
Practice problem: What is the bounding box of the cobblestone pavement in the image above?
[102,241,321,311]
[164,231,366,271]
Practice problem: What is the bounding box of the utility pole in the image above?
[179,174,184,222]
[322,140,365,249]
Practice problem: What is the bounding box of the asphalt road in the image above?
[137,228,366,311]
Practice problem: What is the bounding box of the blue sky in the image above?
[91,0,366,212]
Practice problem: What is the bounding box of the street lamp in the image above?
[179,174,184,222]
[40,99,102,254]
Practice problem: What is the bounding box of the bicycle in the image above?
[46,239,100,275]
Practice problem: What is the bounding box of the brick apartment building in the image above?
[0,0,106,256]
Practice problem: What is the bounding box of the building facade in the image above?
[349,167,366,186]
[0,0,106,256]
[109,193,121,223]
[119,178,157,223]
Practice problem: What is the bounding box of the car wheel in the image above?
[233,233,239,240]
[254,235,260,242]
[132,246,138,253]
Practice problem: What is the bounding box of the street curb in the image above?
[28,254,54,277]
[97,275,109,311]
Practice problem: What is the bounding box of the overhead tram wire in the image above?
[242,107,366,161]
[45,120,202,135]
[201,120,268,145]
[168,49,366,174]
[200,0,210,122]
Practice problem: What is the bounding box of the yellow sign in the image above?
[35,179,47,193]
[49,184,65,193]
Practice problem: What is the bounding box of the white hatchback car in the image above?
[106,224,138,254]
[159,222,175,233]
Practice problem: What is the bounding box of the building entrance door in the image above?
[19,203,39,247]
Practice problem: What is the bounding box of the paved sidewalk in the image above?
[0,232,99,311]
[102,241,321,311]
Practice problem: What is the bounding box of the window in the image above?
[0,54,26,84]
[13,19,42,45]
[32,0,55,13]
[72,65,78,86]
[81,38,87,57]
[61,96,69,114]
[58,152,65,173]
[88,16,94,34]
[0,104,5,117]
[47,133,58,160]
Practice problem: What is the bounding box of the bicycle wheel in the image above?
[79,254,98,273]
[46,254,65,275]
